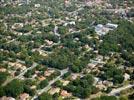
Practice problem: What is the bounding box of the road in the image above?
[2,61,37,86]
[109,84,134,96]
[78,48,91,59]
[65,5,85,16]
[6,39,16,44]
[31,68,69,100]
[16,62,37,79]
[32,40,61,56]
[103,7,134,12]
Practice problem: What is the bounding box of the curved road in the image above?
[109,84,134,96]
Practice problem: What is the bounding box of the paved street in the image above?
[109,84,134,96]
[31,68,69,100]
[2,61,37,86]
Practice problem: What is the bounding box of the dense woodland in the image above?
[99,20,134,66]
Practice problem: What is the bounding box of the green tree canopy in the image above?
[5,79,24,97]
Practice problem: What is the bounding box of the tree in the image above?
[100,96,117,100]
[0,72,8,85]
[58,26,68,35]
[81,87,91,98]
[5,79,24,97]
[53,80,63,87]
[64,74,94,98]
[45,48,74,69]
[119,96,128,100]
[38,92,52,100]
[0,86,5,97]
[99,20,134,66]
[24,85,35,96]
[53,93,60,99]
[105,87,112,93]
[70,65,80,73]
[128,93,134,100]
[38,79,48,89]
[113,75,124,84]
[101,64,124,84]
[62,72,71,79]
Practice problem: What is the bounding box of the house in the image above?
[61,80,70,86]
[71,74,79,80]
[124,73,130,81]
[74,37,79,41]
[36,31,42,34]
[49,87,60,95]
[44,69,55,77]
[94,77,100,85]
[126,67,134,73]
[96,80,107,90]
[97,64,103,68]
[69,21,75,25]
[106,23,118,29]
[95,23,118,36]
[84,44,91,49]
[30,85,36,89]
[95,55,103,62]
[83,68,91,73]
[32,74,37,79]
[95,24,109,36]
[60,90,72,98]
[38,50,48,57]
[0,96,15,100]
[87,63,97,69]
[63,23,68,26]
[11,23,24,30]
[34,4,40,8]
[13,31,23,35]
[0,68,6,72]
[64,0,71,7]
[15,62,26,70]
[96,84,107,90]
[8,62,26,70]
[85,0,103,7]
[38,76,46,81]
[103,80,113,87]
[63,21,75,26]
[54,26,59,35]
[94,50,99,54]
[8,62,15,67]
[45,40,53,46]
[19,93,29,100]
[35,71,40,74]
